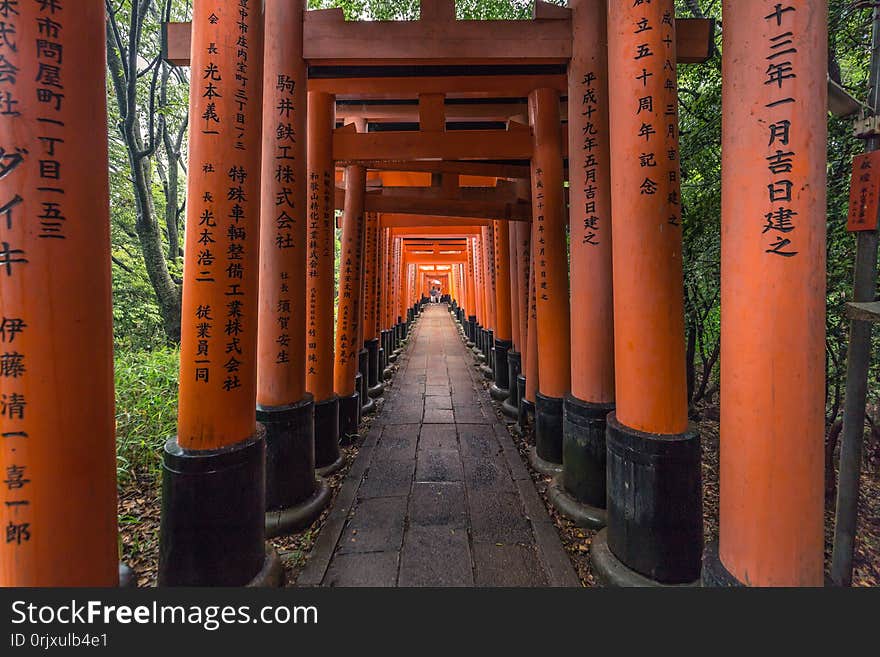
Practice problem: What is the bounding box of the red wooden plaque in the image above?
[847,151,880,232]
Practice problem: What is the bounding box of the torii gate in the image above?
[0,0,829,589]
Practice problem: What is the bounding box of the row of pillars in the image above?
[446,0,827,587]
[0,0,828,587]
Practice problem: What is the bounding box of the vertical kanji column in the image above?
[306,91,341,475]
[0,0,117,586]
[478,225,495,371]
[160,0,276,587]
[528,88,571,474]
[501,219,522,419]
[490,219,513,400]
[703,1,826,587]
[474,229,488,359]
[364,212,384,399]
[514,220,532,428]
[592,0,701,586]
[521,238,539,432]
[381,227,393,375]
[256,0,328,539]
[550,0,616,530]
[334,164,366,439]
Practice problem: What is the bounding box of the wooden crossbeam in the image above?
[339,186,531,220]
[385,217,491,230]
[352,160,532,180]
[333,126,533,161]
[162,17,714,68]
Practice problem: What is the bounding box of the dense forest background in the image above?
[107,0,878,501]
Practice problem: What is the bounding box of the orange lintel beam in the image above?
[311,74,567,96]
[405,255,468,265]
[163,18,713,67]
[338,189,532,221]
[347,161,532,180]
[383,216,492,229]
[332,128,532,161]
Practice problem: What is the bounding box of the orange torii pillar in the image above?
[465,236,478,346]
[528,88,572,474]
[514,221,533,430]
[392,237,405,350]
[160,0,278,587]
[472,231,487,359]
[381,228,394,375]
[501,219,522,419]
[703,1,827,587]
[521,236,539,432]
[591,1,702,587]
[549,0,616,530]
[334,164,366,439]
[255,0,329,540]
[363,213,384,400]
[477,225,496,371]
[375,221,387,377]
[490,220,514,401]
[0,2,119,587]
[307,92,342,475]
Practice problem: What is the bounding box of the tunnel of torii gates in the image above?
[0,0,832,588]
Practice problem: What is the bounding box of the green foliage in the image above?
[115,347,180,486]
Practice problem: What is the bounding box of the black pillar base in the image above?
[516,376,532,435]
[535,392,564,465]
[501,351,522,419]
[257,397,331,538]
[528,445,563,477]
[562,395,615,509]
[489,339,512,400]
[246,548,284,588]
[467,315,477,346]
[547,478,607,529]
[591,529,700,588]
[487,330,495,372]
[265,477,330,538]
[358,348,369,396]
[159,429,277,587]
[338,391,360,441]
[366,338,383,398]
[606,412,703,585]
[701,542,744,587]
[314,396,343,476]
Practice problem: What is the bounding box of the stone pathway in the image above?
[299,304,578,587]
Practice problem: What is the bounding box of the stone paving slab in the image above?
[301,304,578,587]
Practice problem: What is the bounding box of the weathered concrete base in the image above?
[119,563,137,588]
[245,547,284,588]
[265,476,331,538]
[361,394,376,416]
[701,541,744,587]
[527,445,563,477]
[547,477,606,529]
[591,529,700,588]
[489,383,508,401]
[316,453,345,478]
[501,398,519,419]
